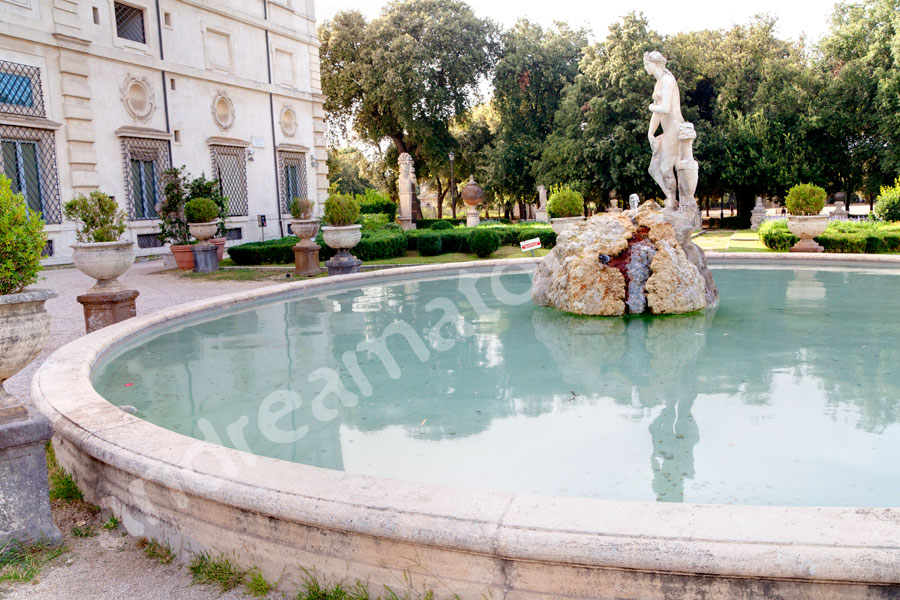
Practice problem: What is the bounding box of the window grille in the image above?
[137,233,164,248]
[210,145,248,216]
[0,125,61,223]
[225,227,243,240]
[114,2,146,44]
[42,240,53,257]
[0,60,45,118]
[120,137,168,220]
[277,151,307,213]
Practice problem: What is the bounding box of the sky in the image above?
[314,0,840,43]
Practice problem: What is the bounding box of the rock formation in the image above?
[532,201,717,316]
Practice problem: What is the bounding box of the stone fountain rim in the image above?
[32,257,900,585]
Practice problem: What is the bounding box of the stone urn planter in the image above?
[787,215,828,253]
[291,219,321,277]
[322,224,362,276]
[188,221,218,245]
[550,216,585,235]
[72,241,135,293]
[291,219,320,241]
[188,222,219,274]
[0,289,57,406]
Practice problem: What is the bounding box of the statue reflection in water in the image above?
[532,307,711,502]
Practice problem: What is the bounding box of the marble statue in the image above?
[644,51,701,229]
[645,51,683,211]
[629,194,640,211]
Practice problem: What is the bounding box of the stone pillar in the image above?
[750,197,768,230]
[76,290,139,334]
[397,153,415,230]
[535,185,549,223]
[0,407,62,550]
[292,243,320,276]
[676,122,701,229]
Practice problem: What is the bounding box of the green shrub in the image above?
[289,197,313,220]
[0,175,46,295]
[228,230,406,265]
[547,185,584,218]
[384,222,401,231]
[757,220,797,251]
[440,229,471,253]
[469,229,501,258]
[874,178,900,222]
[430,220,453,230]
[63,191,127,243]
[417,231,443,256]
[357,189,397,221]
[157,167,192,245]
[785,183,826,216]
[324,193,360,226]
[184,197,219,223]
[415,218,467,228]
[360,213,389,231]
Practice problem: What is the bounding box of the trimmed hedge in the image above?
[706,215,750,229]
[469,229,501,258]
[417,231,443,256]
[404,224,555,255]
[430,220,453,230]
[415,218,466,228]
[228,230,406,265]
[758,220,900,253]
[358,190,397,222]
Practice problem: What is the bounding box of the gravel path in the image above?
[3,260,282,600]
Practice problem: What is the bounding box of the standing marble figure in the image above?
[645,51,683,211]
[644,51,701,228]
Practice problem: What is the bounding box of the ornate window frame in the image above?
[208,139,248,216]
[0,123,61,223]
[117,128,171,221]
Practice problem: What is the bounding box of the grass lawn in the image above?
[693,230,774,253]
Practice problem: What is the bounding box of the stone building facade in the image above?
[0,0,328,263]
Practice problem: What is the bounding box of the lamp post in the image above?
[449,151,455,219]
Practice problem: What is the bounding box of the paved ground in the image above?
[3,260,282,600]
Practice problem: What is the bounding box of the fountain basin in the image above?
[34,258,900,598]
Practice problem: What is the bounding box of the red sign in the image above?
[520,238,542,252]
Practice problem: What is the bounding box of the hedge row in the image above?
[228,224,556,265]
[758,220,900,253]
[228,230,407,265]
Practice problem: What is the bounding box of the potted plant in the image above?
[290,197,319,240]
[63,191,132,293]
[188,174,228,261]
[785,183,827,253]
[321,192,362,275]
[185,197,220,273]
[0,174,57,408]
[547,185,585,234]
[157,167,194,269]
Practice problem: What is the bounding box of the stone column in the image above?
[462,177,484,228]
[535,185,549,223]
[676,123,701,229]
[750,197,768,230]
[397,153,414,230]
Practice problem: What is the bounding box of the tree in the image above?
[326,147,377,196]
[491,20,587,218]
[536,13,664,204]
[319,0,499,187]
[818,0,900,205]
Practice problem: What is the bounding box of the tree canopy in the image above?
[320,0,900,220]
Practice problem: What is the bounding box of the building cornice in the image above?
[0,114,63,130]
[276,143,310,153]
[115,126,174,140]
[206,136,249,148]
